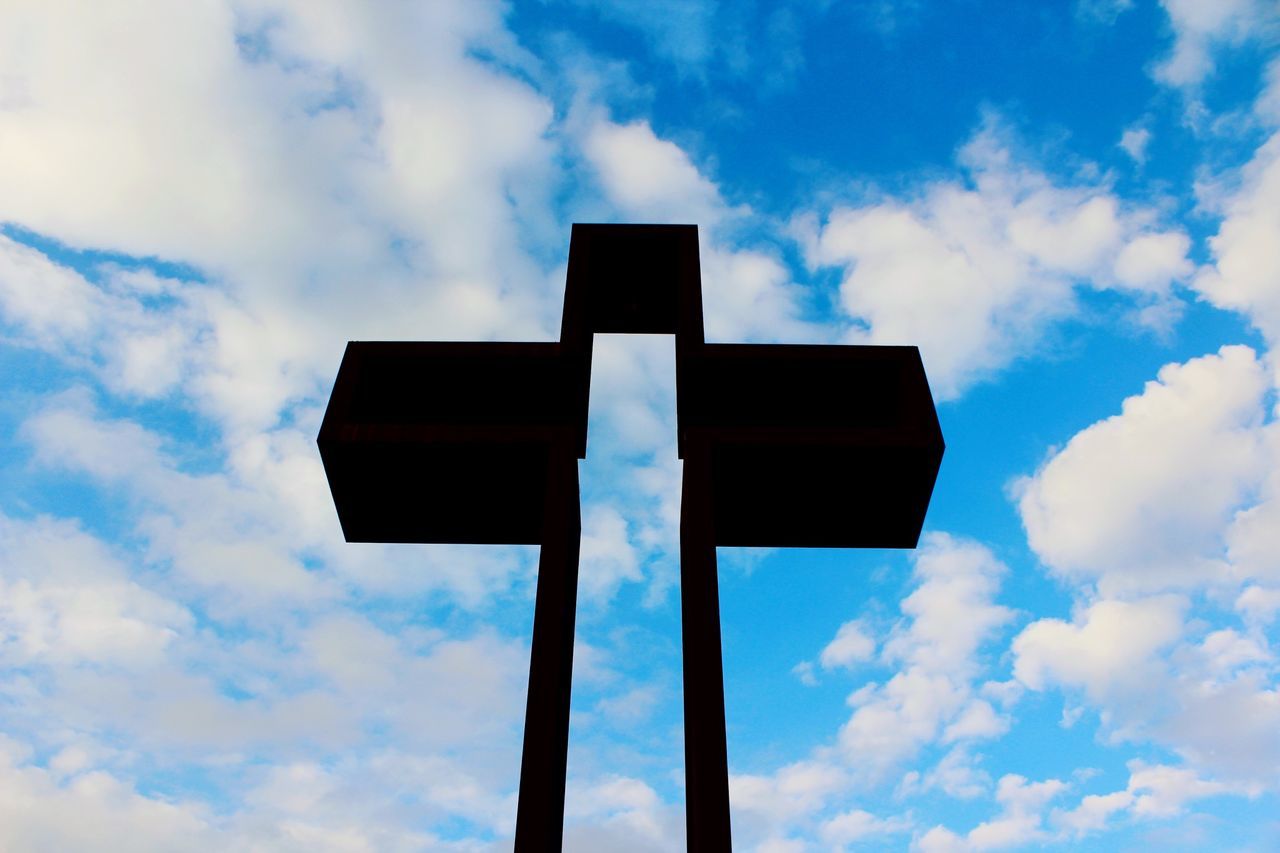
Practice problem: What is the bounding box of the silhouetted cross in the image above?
[319,224,943,851]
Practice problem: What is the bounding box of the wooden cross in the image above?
[318,224,944,851]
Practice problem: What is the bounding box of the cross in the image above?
[318,224,944,851]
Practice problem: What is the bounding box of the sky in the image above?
[1,0,1279,850]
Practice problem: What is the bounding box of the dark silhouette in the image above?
[318,224,944,851]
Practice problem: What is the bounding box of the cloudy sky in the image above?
[1,1,1279,850]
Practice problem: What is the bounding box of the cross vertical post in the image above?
[679,438,733,850]
[514,441,581,851]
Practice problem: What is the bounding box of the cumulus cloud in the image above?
[1013,596,1186,700]
[800,121,1192,397]
[1195,133,1280,348]
[1013,592,1280,785]
[1009,336,1280,791]
[837,534,1013,776]
[1016,345,1269,594]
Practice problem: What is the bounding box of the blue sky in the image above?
[1,1,1279,850]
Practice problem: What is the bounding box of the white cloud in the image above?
[819,807,911,847]
[916,773,1068,851]
[801,121,1192,397]
[1195,133,1280,347]
[838,535,1013,775]
[0,0,565,437]
[0,737,222,852]
[818,620,876,670]
[1235,585,1280,625]
[1152,0,1278,89]
[1119,125,1152,164]
[0,515,192,667]
[1052,759,1240,841]
[584,119,723,222]
[562,775,683,852]
[699,242,818,344]
[898,746,991,800]
[1052,789,1132,837]
[0,234,100,345]
[0,236,208,399]
[1013,593,1280,785]
[731,759,849,828]
[1013,596,1186,699]
[1113,231,1193,292]
[1256,57,1280,126]
[1016,345,1268,594]
[578,505,643,602]
[942,700,1008,743]
[1125,761,1232,818]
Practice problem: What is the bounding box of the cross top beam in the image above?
[318,224,944,851]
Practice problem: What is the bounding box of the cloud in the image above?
[0,737,222,852]
[562,775,683,852]
[1011,338,1280,789]
[1016,345,1269,594]
[1052,760,1239,839]
[1195,133,1280,348]
[723,535,1016,847]
[1013,594,1280,785]
[819,807,911,847]
[583,119,723,222]
[0,235,208,398]
[1235,585,1280,625]
[731,759,849,829]
[0,515,192,667]
[818,620,876,670]
[800,120,1192,397]
[0,0,565,437]
[1118,125,1152,165]
[1012,596,1186,699]
[916,773,1068,851]
[578,505,643,602]
[1152,0,1278,89]
[837,534,1013,776]
[898,746,992,800]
